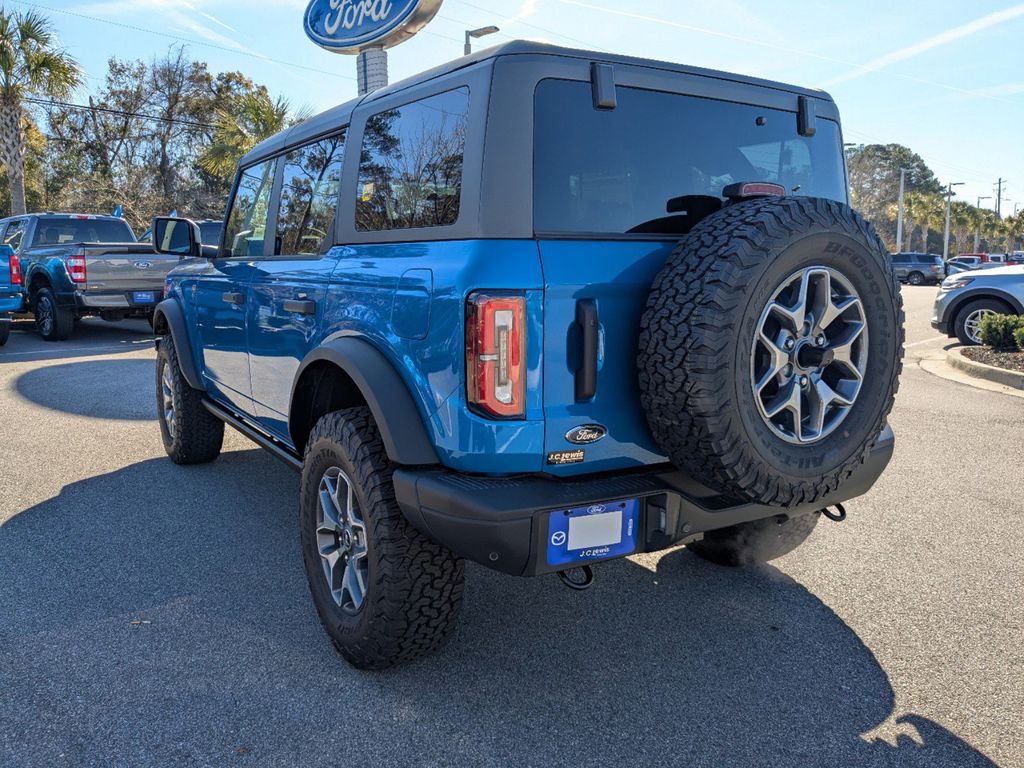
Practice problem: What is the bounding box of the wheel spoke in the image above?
[342,559,367,611]
[806,375,852,439]
[829,321,866,379]
[754,328,790,394]
[764,379,801,421]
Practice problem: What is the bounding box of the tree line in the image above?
[0,8,289,235]
[847,143,1023,255]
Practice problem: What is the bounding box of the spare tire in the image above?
[638,196,903,507]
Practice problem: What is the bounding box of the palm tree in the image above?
[1001,212,1023,253]
[916,193,945,253]
[0,9,80,215]
[198,89,290,178]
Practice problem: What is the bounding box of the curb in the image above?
[946,347,1024,392]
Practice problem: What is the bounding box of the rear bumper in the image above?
[74,289,162,312]
[394,425,895,576]
[0,291,22,314]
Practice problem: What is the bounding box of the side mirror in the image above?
[152,217,202,259]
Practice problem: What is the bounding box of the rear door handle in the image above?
[222,292,245,305]
[283,299,316,315]
[575,299,599,401]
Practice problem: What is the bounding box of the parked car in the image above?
[152,41,902,669]
[986,253,1009,264]
[0,213,179,341]
[0,244,21,346]
[945,257,1001,277]
[891,252,944,285]
[932,265,1024,344]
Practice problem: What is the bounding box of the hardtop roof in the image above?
[240,40,833,168]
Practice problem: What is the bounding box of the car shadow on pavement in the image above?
[13,359,156,420]
[0,451,997,768]
[1,318,153,363]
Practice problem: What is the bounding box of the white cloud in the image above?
[825,5,1024,86]
[503,0,539,27]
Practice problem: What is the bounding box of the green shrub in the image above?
[978,314,1024,350]
[1014,326,1024,351]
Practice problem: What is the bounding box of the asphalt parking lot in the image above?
[1,288,1021,767]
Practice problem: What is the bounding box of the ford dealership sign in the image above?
[304,0,444,53]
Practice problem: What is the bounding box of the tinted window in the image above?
[3,220,26,250]
[356,88,469,231]
[275,132,345,255]
[891,254,911,264]
[31,217,135,245]
[534,81,847,235]
[223,158,278,258]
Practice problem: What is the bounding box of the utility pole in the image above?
[895,169,906,253]
[975,195,992,252]
[943,182,964,261]
[996,178,1004,217]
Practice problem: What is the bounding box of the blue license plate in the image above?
[132,291,155,305]
[546,498,639,567]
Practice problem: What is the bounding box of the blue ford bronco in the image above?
[152,42,903,669]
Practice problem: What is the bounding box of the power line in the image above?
[452,0,611,52]
[26,97,217,130]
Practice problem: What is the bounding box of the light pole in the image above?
[895,168,908,253]
[943,182,964,261]
[464,26,499,56]
[975,195,992,252]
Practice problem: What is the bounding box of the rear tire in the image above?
[954,298,1009,346]
[907,271,924,286]
[34,287,74,341]
[156,337,224,464]
[0,319,10,346]
[300,407,464,670]
[689,512,820,566]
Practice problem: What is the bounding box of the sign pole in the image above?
[357,47,389,95]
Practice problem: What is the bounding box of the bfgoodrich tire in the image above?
[156,337,224,464]
[300,407,464,670]
[639,197,904,507]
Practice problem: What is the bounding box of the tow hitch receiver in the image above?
[558,565,595,590]
[821,503,847,522]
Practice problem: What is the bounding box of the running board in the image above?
[202,399,303,473]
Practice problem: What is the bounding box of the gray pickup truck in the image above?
[0,213,181,340]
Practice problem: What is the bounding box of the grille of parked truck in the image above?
[150,42,904,669]
[0,213,179,341]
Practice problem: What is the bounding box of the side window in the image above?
[274,131,346,255]
[3,220,26,251]
[891,254,910,264]
[356,87,469,231]
[223,158,279,258]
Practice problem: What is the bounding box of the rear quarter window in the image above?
[533,80,847,236]
[355,87,469,232]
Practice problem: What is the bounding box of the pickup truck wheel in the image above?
[300,407,464,670]
[34,287,74,341]
[0,319,10,346]
[688,512,820,566]
[156,338,224,464]
[639,197,904,507]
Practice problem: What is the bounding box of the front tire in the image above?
[156,337,224,464]
[34,287,74,341]
[300,407,464,670]
[689,512,820,566]
[954,298,1009,346]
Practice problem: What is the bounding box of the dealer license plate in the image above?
[546,498,639,567]
[132,291,155,305]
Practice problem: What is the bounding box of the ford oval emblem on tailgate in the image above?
[566,424,607,444]
[133,260,152,269]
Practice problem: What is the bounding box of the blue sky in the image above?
[17,0,1024,212]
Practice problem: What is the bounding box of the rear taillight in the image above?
[466,292,526,419]
[9,255,21,286]
[65,255,87,283]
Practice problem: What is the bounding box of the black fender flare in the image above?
[291,337,439,466]
[153,299,204,391]
[947,287,1024,325]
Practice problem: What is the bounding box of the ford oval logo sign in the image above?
[303,0,443,53]
[566,424,607,445]
[133,260,152,270]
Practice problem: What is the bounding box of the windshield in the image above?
[534,80,847,236]
[31,217,136,246]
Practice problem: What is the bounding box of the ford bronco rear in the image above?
[151,42,903,669]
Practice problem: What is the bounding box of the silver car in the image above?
[932,265,1024,345]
